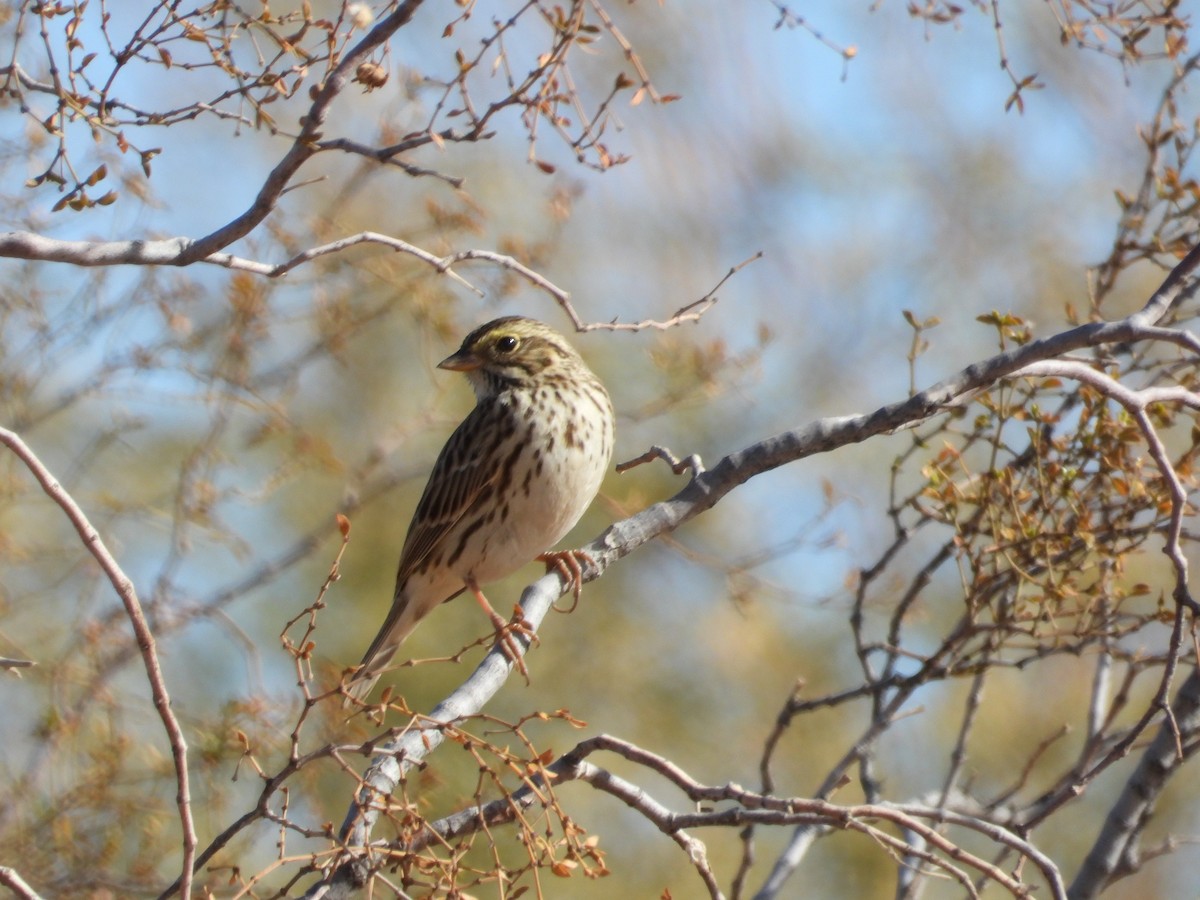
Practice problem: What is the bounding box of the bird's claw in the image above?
[538,549,594,613]
[487,605,537,683]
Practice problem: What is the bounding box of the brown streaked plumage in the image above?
[344,316,614,702]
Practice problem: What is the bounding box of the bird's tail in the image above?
[342,654,392,706]
[342,599,421,706]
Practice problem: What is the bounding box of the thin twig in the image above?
[616,444,706,477]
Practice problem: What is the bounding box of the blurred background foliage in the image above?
[2,1,1199,897]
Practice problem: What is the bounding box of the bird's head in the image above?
[439,316,584,396]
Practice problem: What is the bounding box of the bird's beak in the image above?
[438,349,482,372]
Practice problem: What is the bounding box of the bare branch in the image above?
[565,251,765,333]
[1069,665,1200,899]
[374,735,1060,900]
[0,231,196,267]
[179,1,429,264]
[0,427,197,899]
[616,444,706,477]
[0,867,45,900]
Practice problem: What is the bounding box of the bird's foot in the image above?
[469,579,536,683]
[486,605,539,683]
[538,549,595,613]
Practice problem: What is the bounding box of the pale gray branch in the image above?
[0,865,45,900]
[373,738,1059,900]
[0,228,735,336]
[0,231,196,266]
[1068,666,1200,898]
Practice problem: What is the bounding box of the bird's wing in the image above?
[395,402,504,586]
[345,404,511,703]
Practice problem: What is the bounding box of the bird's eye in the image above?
[495,335,519,353]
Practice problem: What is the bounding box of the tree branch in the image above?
[1068,665,1200,898]
[0,1,429,272]
[178,0,429,264]
[385,735,1063,899]
[0,427,197,899]
[0,866,45,900]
